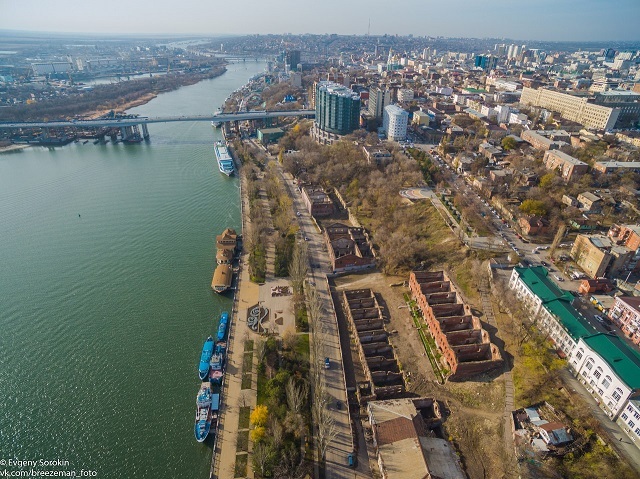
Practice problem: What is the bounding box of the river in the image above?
[0,60,266,478]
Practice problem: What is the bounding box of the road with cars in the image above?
[276,164,370,479]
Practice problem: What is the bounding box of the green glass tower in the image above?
[314,81,361,136]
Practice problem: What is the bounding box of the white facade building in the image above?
[568,333,640,419]
[618,400,640,446]
[397,88,414,102]
[494,105,511,124]
[383,105,408,141]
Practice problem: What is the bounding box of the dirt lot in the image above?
[333,271,512,479]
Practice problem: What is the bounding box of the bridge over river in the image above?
[0,109,315,144]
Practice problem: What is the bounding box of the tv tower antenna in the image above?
[367,18,370,36]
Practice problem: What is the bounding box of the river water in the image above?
[0,60,265,478]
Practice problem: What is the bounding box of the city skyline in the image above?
[1,0,639,42]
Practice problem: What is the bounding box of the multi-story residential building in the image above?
[383,105,408,141]
[568,333,640,418]
[368,86,391,119]
[543,150,589,182]
[285,50,301,71]
[410,271,502,379]
[312,81,361,145]
[593,161,640,174]
[521,129,570,150]
[577,192,603,213]
[608,224,640,252]
[618,400,640,446]
[509,266,591,356]
[609,296,640,346]
[397,88,414,102]
[520,87,621,130]
[571,234,635,278]
[301,186,335,217]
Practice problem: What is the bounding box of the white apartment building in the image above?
[383,105,408,141]
[520,87,620,130]
[568,333,640,419]
[397,88,414,102]
[509,266,590,356]
[618,400,640,446]
[494,105,511,124]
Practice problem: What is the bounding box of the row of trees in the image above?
[250,335,312,478]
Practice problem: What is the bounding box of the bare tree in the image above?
[286,377,309,415]
[289,239,308,296]
[252,442,274,478]
[270,416,284,450]
[548,223,567,260]
[255,338,267,364]
[282,327,299,351]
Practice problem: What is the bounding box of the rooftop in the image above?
[317,81,360,100]
[514,266,592,340]
[546,149,587,166]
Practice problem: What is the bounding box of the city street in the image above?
[279,166,370,479]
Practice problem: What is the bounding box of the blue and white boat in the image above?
[214,141,235,176]
[198,336,214,381]
[217,312,230,342]
[194,382,213,442]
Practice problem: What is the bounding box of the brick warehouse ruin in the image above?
[342,289,405,401]
[409,270,503,379]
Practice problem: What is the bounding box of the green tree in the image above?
[519,199,547,217]
[539,173,557,189]
[501,136,517,151]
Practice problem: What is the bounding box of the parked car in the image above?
[594,315,604,323]
[324,357,330,369]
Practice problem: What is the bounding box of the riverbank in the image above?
[0,144,30,153]
[3,65,227,122]
[211,160,260,479]
[87,93,157,119]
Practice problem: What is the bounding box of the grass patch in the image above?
[295,302,309,332]
[405,293,447,383]
[256,365,267,405]
[242,351,253,374]
[295,333,310,360]
[241,373,253,390]
[234,453,248,478]
[236,430,249,452]
[244,339,254,352]
[238,406,251,429]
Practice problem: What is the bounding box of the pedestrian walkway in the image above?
[479,275,518,478]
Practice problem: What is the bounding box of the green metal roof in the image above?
[583,333,640,389]
[514,266,592,340]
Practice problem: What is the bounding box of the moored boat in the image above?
[194,382,213,442]
[198,336,214,381]
[214,141,235,176]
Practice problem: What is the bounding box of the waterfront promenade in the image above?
[212,165,259,479]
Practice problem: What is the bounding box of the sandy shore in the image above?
[0,144,30,153]
[86,93,158,119]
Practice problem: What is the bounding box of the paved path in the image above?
[213,169,261,479]
[279,168,371,479]
[479,276,519,478]
[558,368,640,472]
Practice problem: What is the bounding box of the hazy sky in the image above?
[1,0,639,42]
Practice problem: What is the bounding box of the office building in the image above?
[285,50,301,71]
[520,87,621,130]
[383,105,409,142]
[312,81,361,145]
[474,55,498,71]
[368,86,391,119]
